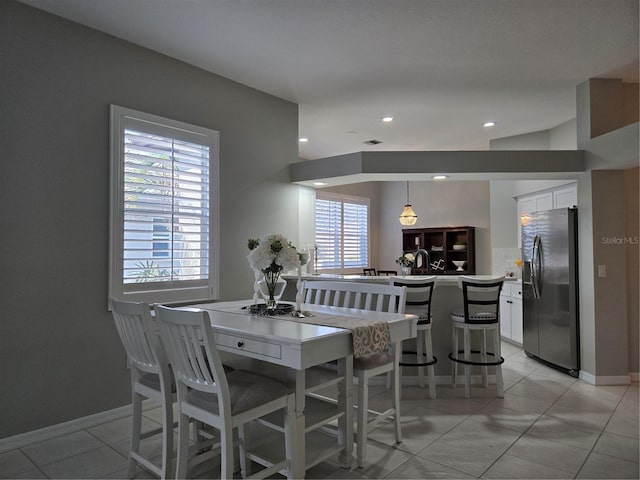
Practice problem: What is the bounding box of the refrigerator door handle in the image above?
[532,235,542,299]
[523,261,534,285]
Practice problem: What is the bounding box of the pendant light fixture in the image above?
[398,181,418,225]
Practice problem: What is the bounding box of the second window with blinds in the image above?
[315,191,370,273]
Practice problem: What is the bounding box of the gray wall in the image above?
[318,181,491,274]
[378,181,491,274]
[489,181,518,248]
[624,168,639,375]
[314,182,382,270]
[1,1,298,437]
[591,171,629,377]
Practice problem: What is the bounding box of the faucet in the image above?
[413,248,431,272]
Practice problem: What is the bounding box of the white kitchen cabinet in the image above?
[553,184,578,209]
[517,184,576,246]
[500,282,523,345]
[517,192,551,247]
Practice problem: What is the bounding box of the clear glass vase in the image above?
[401,266,412,276]
[257,275,287,309]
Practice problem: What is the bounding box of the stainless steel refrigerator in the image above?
[522,207,579,377]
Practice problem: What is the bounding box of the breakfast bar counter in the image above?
[283,274,518,380]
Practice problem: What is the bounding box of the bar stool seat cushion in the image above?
[187,370,294,415]
[451,311,497,324]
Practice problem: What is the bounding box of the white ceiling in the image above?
[20,0,639,161]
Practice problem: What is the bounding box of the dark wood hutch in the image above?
[402,226,476,275]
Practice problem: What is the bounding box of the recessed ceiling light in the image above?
[432,175,449,180]
[382,116,394,122]
[299,137,309,142]
[313,181,328,186]
[483,121,496,127]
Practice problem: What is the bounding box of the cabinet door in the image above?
[518,197,536,216]
[553,185,577,209]
[499,294,512,339]
[517,198,534,248]
[518,193,553,247]
[535,192,553,211]
[511,297,523,344]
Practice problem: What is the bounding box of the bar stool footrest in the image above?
[399,350,438,367]
[448,349,504,367]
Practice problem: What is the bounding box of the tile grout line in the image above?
[477,361,581,479]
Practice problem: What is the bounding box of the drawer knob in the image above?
[237,341,244,348]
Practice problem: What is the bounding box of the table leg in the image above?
[337,354,354,468]
[290,369,306,479]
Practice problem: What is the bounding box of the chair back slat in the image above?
[155,306,230,401]
[110,299,161,374]
[302,280,406,314]
[389,276,436,321]
[457,276,504,323]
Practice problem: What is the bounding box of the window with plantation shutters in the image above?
[109,106,219,304]
[315,192,369,271]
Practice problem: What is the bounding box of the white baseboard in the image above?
[0,404,133,454]
[579,371,596,384]
[578,371,631,386]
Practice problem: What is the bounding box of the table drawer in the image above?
[216,333,282,359]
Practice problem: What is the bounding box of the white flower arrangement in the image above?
[395,252,415,267]
[247,234,305,274]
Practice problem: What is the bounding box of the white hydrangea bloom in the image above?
[247,233,301,273]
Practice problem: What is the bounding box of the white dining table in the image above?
[189,300,417,479]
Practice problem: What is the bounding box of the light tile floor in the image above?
[1,343,638,479]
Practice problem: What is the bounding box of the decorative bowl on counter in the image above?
[452,260,466,271]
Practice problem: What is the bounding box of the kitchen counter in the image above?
[281,273,517,383]
[283,273,520,286]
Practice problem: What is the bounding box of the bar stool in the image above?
[448,276,505,399]
[377,270,398,276]
[389,276,437,399]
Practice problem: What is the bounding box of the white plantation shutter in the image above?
[315,192,369,271]
[315,197,341,269]
[110,106,219,304]
[343,201,368,267]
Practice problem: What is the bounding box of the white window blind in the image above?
[315,192,369,271]
[110,106,219,304]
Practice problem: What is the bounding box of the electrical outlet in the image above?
[597,265,607,278]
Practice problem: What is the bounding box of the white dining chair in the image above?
[389,276,437,399]
[154,305,296,479]
[110,299,174,479]
[301,280,407,468]
[449,276,505,398]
